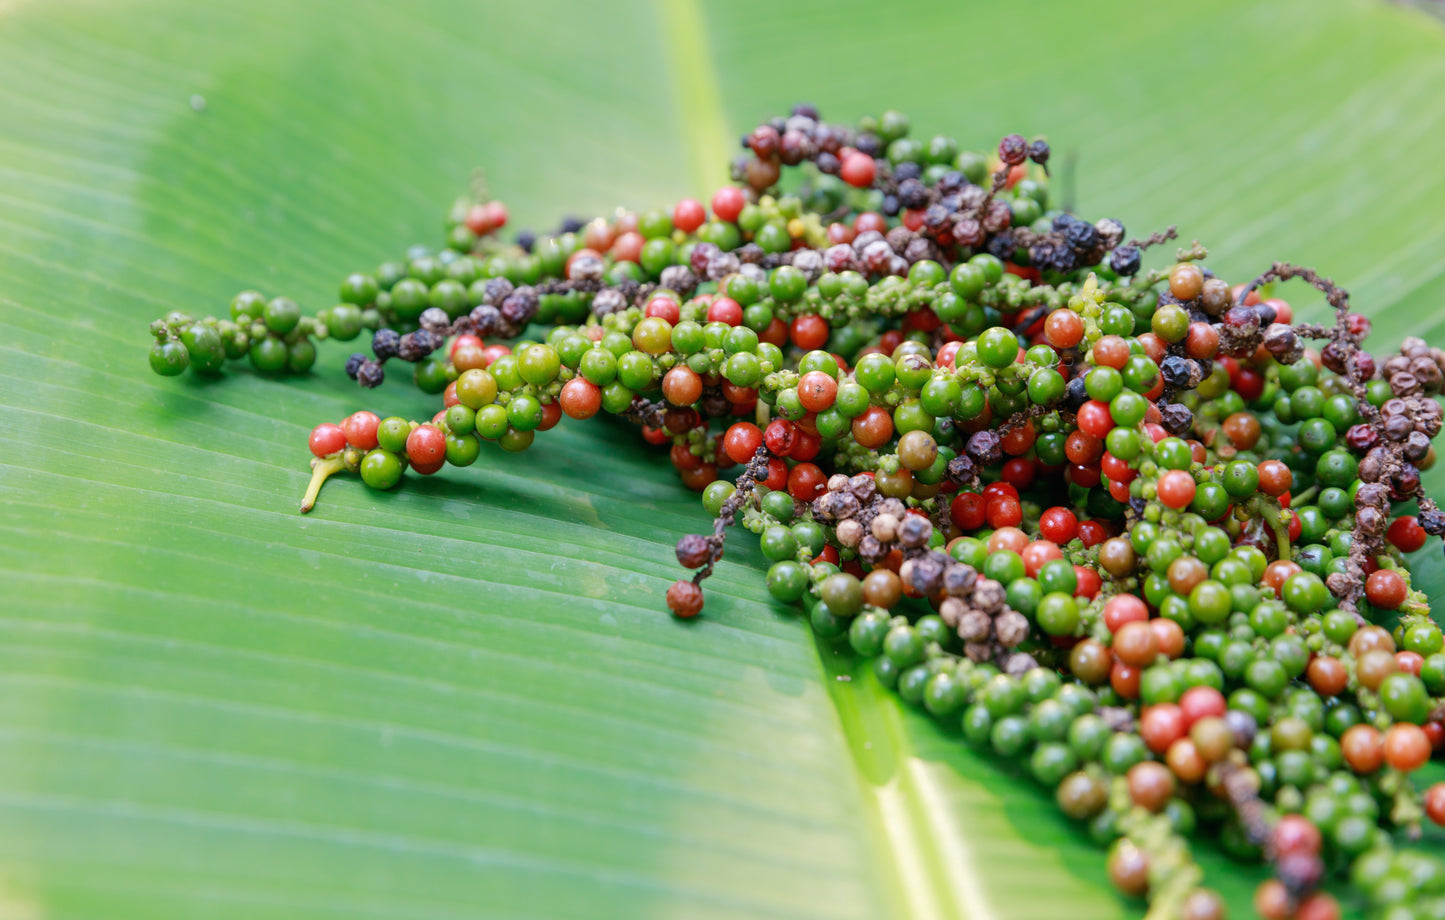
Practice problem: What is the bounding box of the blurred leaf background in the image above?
[1,0,1444,917]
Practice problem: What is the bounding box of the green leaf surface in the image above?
[1,0,1443,917]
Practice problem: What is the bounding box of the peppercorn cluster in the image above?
[146,105,1445,920]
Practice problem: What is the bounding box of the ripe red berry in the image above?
[1365,569,1408,610]
[1157,470,1197,509]
[986,497,1022,529]
[788,462,826,501]
[405,424,447,468]
[1387,515,1428,553]
[1021,540,1063,578]
[559,378,601,419]
[1000,456,1035,490]
[764,457,789,491]
[764,419,797,456]
[711,186,746,223]
[797,371,838,412]
[1272,815,1323,857]
[1044,310,1084,348]
[1103,594,1149,633]
[790,314,830,350]
[1140,703,1187,754]
[723,423,763,464]
[840,152,876,188]
[950,492,986,530]
[480,201,507,231]
[1076,400,1114,439]
[672,198,706,233]
[644,296,681,325]
[707,296,743,326]
[309,423,347,458]
[1039,506,1078,544]
[789,429,822,462]
[1178,686,1226,726]
[1077,519,1109,547]
[1425,782,1445,826]
[982,481,1019,503]
[341,411,380,451]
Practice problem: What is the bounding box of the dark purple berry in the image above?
[998,134,1028,166]
[371,328,401,360]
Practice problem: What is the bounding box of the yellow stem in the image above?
[300,455,346,514]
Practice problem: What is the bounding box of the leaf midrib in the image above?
[657,6,973,916]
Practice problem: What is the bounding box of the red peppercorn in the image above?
[1179,686,1226,726]
[1150,618,1185,659]
[764,457,789,491]
[1387,515,1428,553]
[670,442,702,472]
[854,212,887,235]
[610,231,643,264]
[1426,721,1445,750]
[950,492,986,530]
[1110,661,1141,699]
[1020,540,1063,578]
[341,411,380,451]
[707,296,743,326]
[1272,815,1323,857]
[1383,723,1431,772]
[1074,565,1102,599]
[840,152,876,188]
[1000,456,1034,490]
[672,198,706,233]
[789,429,822,462]
[482,344,512,367]
[788,462,826,501]
[1001,421,1035,456]
[905,309,944,336]
[1256,460,1292,497]
[1157,470,1197,510]
[644,295,681,325]
[1092,336,1130,369]
[1065,430,1103,465]
[789,314,830,350]
[479,201,507,231]
[1233,367,1264,401]
[1038,507,1078,544]
[535,402,562,432]
[983,481,1018,503]
[797,371,838,412]
[1365,569,1408,609]
[1103,594,1149,633]
[722,423,763,464]
[405,424,447,468]
[760,318,789,347]
[710,186,746,223]
[1076,400,1114,439]
[985,497,1022,529]
[764,419,797,456]
[1043,310,1084,349]
[1140,703,1187,754]
[1068,463,1102,488]
[1077,519,1109,547]
[1425,783,1445,826]
[559,378,601,419]
[851,406,894,449]
[308,423,347,458]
